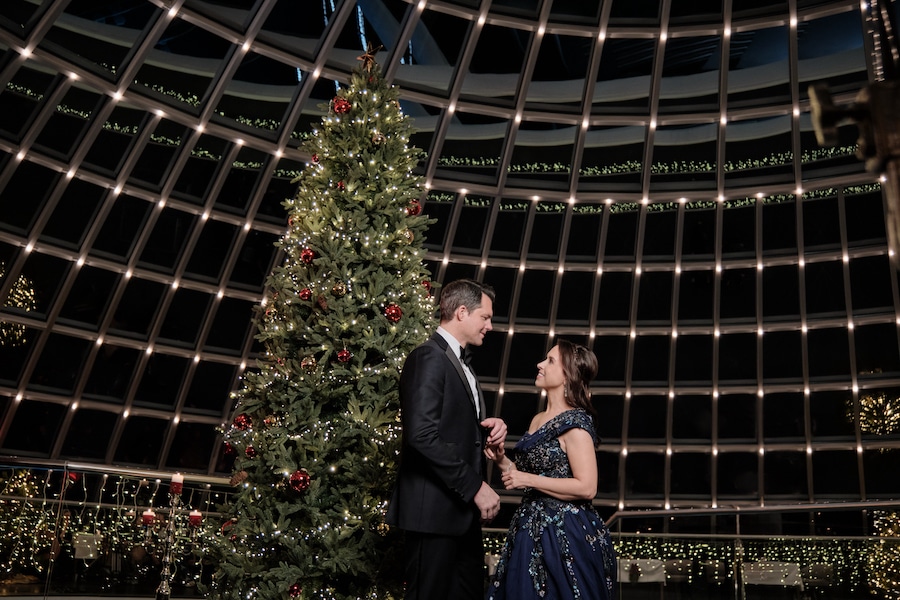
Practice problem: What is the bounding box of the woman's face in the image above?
[536,345,566,392]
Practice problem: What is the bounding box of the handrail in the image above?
[0,457,231,486]
[604,499,900,528]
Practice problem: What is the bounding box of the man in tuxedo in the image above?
[387,279,507,600]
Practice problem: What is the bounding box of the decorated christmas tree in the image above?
[202,52,436,600]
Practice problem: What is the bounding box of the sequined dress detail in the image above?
[487,409,616,600]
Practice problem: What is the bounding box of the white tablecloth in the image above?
[619,558,666,583]
[741,561,804,590]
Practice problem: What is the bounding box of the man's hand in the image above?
[481,417,507,447]
[473,481,500,523]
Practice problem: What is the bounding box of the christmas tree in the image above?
[202,51,436,600]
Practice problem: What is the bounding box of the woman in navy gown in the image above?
[485,339,616,600]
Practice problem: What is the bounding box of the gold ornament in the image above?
[230,470,249,486]
[332,281,347,297]
[401,229,414,244]
[372,132,386,145]
[356,42,383,72]
[301,356,317,372]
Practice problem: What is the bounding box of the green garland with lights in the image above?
[8,79,866,187]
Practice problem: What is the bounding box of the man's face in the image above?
[460,293,493,347]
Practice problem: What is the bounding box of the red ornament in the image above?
[289,581,303,598]
[422,280,432,294]
[289,469,311,494]
[221,517,237,536]
[224,442,237,457]
[299,288,312,301]
[67,472,81,483]
[245,446,257,458]
[336,180,346,191]
[384,303,402,323]
[337,348,352,363]
[311,153,318,163]
[406,199,422,216]
[301,248,316,264]
[233,414,251,430]
[333,97,351,114]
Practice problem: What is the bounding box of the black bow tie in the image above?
[460,346,473,367]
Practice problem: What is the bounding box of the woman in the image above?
[485,339,616,600]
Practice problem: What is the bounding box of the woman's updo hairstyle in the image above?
[556,339,598,419]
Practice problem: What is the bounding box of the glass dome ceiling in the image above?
[1,0,899,513]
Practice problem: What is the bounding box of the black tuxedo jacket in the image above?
[386,331,488,535]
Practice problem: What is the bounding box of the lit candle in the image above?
[189,509,202,527]
[142,509,155,525]
[170,472,183,495]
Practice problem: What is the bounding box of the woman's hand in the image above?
[500,466,530,490]
[484,443,505,462]
[485,444,517,476]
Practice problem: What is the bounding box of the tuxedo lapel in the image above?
[444,343,476,407]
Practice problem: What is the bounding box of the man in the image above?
[387,279,507,600]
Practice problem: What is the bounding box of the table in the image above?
[741,561,804,590]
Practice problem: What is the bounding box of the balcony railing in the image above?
[0,459,898,599]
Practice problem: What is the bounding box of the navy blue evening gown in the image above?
[487,409,616,600]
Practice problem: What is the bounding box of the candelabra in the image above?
[155,473,183,600]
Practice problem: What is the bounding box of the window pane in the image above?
[594,335,627,383]
[718,394,757,441]
[677,269,714,322]
[625,452,665,497]
[764,451,807,496]
[643,209,676,258]
[807,327,851,380]
[763,392,805,440]
[1,400,66,455]
[812,450,860,497]
[805,260,845,316]
[30,333,91,394]
[762,330,802,380]
[720,268,755,320]
[61,409,119,460]
[631,335,669,383]
[490,203,527,258]
[556,271,594,323]
[674,335,713,382]
[672,395,712,441]
[165,422,219,471]
[597,271,633,322]
[134,352,189,408]
[717,452,758,496]
[114,416,168,465]
[628,395,667,440]
[718,332,756,382]
[636,271,673,323]
[762,264,800,319]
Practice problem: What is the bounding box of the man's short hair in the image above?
[439,279,495,323]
